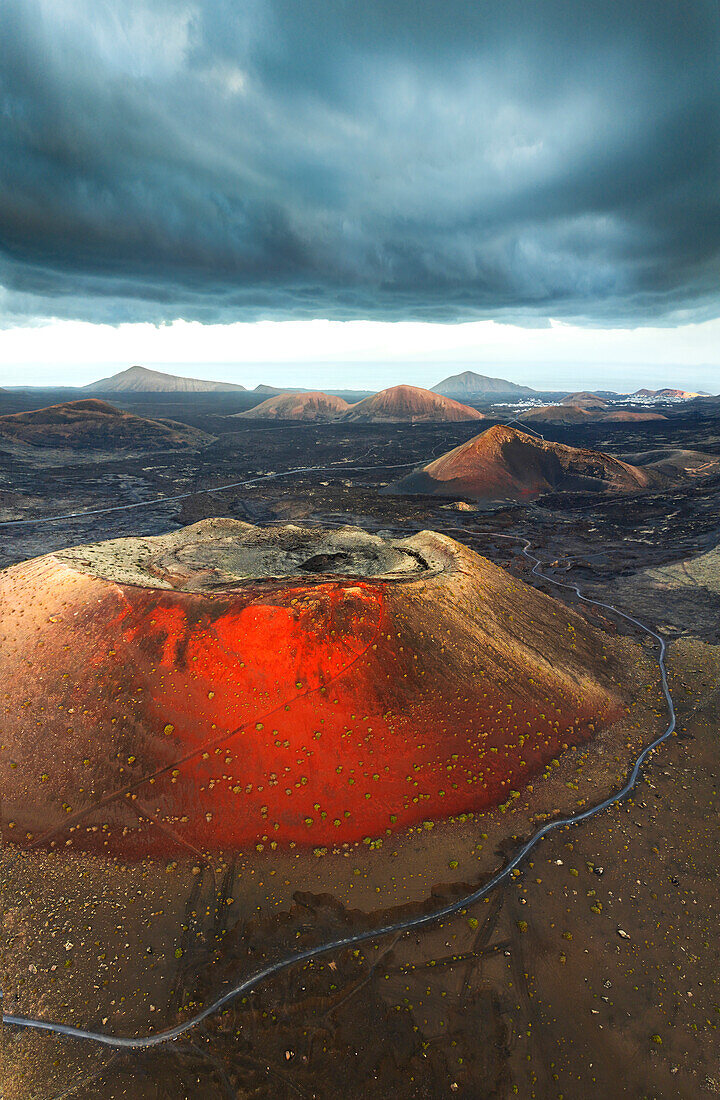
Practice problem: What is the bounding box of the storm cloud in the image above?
[0,0,718,325]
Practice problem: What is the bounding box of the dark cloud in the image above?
[0,0,718,325]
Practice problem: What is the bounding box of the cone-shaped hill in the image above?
[0,399,210,452]
[1,519,629,858]
[560,391,609,408]
[235,391,350,421]
[431,370,535,398]
[342,385,484,422]
[390,425,652,500]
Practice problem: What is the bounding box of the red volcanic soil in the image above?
[390,424,652,500]
[235,391,350,421]
[0,520,627,858]
[0,398,209,450]
[343,385,484,422]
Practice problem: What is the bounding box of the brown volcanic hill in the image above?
[343,385,484,422]
[85,365,246,392]
[520,404,665,424]
[560,391,609,408]
[0,398,210,452]
[390,425,652,500]
[235,391,350,421]
[655,387,703,399]
[633,387,702,400]
[0,519,628,857]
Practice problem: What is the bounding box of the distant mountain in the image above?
[254,384,307,394]
[85,365,246,393]
[431,371,535,399]
[632,387,704,400]
[235,392,350,421]
[342,385,484,423]
[655,388,704,399]
[390,425,651,500]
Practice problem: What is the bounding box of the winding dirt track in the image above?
[0,457,424,528]
[0,415,540,530]
[2,523,676,1050]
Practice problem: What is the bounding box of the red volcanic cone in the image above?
[0,520,625,857]
[391,425,652,501]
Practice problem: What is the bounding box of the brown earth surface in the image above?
[1,394,719,1099]
[0,587,684,1100]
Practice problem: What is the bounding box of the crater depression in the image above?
[0,519,628,857]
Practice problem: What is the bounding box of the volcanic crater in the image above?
[1,519,629,858]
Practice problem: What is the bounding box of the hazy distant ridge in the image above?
[85,365,247,393]
[432,370,535,398]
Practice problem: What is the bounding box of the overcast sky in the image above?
[1,1,718,388]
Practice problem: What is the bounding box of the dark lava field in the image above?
[1,389,720,1100]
